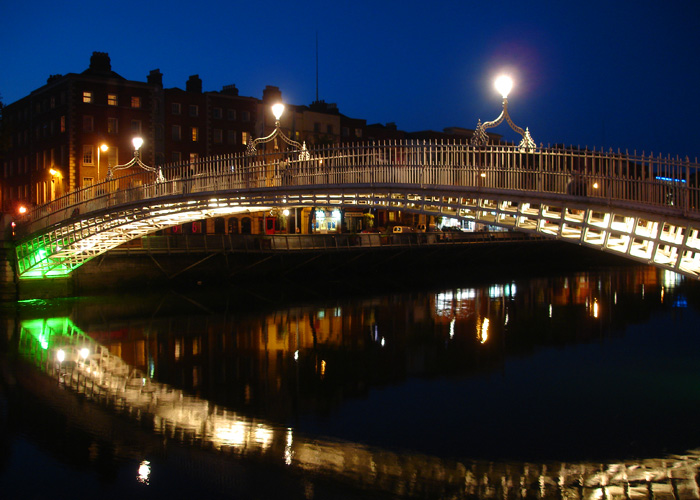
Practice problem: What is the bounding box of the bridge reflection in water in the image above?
[13,268,700,499]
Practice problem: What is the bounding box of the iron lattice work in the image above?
[13,141,700,280]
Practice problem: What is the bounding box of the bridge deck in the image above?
[12,142,700,280]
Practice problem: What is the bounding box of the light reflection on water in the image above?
[4,265,700,498]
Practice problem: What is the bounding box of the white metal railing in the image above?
[15,141,700,237]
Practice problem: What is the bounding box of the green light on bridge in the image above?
[20,317,86,350]
[16,243,76,279]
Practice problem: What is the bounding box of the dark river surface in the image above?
[1,257,700,499]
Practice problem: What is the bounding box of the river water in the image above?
[1,260,700,499]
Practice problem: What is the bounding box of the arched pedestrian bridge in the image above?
[12,141,700,279]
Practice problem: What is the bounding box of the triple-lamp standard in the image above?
[471,75,536,152]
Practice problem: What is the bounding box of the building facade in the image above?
[1,51,488,235]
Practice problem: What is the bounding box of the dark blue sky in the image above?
[2,0,699,158]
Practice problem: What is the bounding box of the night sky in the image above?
[2,0,699,158]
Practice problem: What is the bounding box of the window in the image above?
[191,127,199,142]
[107,94,118,106]
[83,177,94,189]
[241,111,250,122]
[189,105,199,117]
[189,153,199,162]
[227,109,236,120]
[50,96,56,109]
[327,124,333,134]
[342,127,350,137]
[212,107,222,119]
[172,125,181,141]
[227,130,237,145]
[83,91,92,103]
[83,115,94,132]
[242,131,250,145]
[314,122,321,133]
[107,118,118,134]
[131,120,142,134]
[355,128,363,138]
[131,96,141,108]
[60,116,66,133]
[213,129,223,143]
[83,145,94,165]
[172,103,181,115]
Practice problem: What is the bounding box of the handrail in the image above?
[15,141,700,237]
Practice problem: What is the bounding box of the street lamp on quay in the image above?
[471,75,536,151]
[97,143,108,181]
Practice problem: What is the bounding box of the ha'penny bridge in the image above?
[11,140,700,281]
[10,81,700,283]
[15,316,700,499]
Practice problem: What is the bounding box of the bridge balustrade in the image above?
[18,142,700,235]
[12,141,700,280]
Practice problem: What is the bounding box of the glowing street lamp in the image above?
[107,136,161,180]
[271,103,285,123]
[247,103,309,160]
[97,144,108,181]
[494,75,513,99]
[471,74,536,151]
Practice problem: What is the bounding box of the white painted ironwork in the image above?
[13,142,700,279]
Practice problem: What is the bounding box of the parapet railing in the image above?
[15,141,700,238]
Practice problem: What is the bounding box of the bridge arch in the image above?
[12,141,700,280]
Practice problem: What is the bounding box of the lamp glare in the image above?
[132,137,144,150]
[272,103,285,121]
[495,75,513,99]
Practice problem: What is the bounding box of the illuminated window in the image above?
[242,131,249,145]
[82,145,94,165]
[82,91,92,103]
[60,116,66,133]
[107,94,118,106]
[191,127,199,142]
[131,96,141,108]
[107,118,118,134]
[172,103,181,115]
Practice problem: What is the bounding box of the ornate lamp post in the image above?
[247,103,310,160]
[108,137,164,181]
[471,75,536,152]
